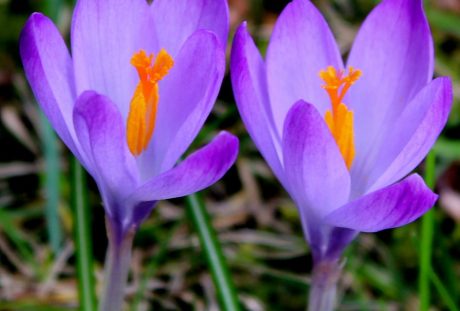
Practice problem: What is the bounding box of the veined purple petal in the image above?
[128,132,238,205]
[283,101,350,220]
[326,174,436,232]
[266,0,343,135]
[231,23,284,184]
[151,0,229,56]
[20,13,87,166]
[138,30,225,179]
[348,0,434,184]
[365,77,453,194]
[71,0,156,119]
[73,91,139,217]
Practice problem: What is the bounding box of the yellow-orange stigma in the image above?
[319,66,362,169]
[126,49,174,156]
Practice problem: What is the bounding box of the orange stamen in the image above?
[126,49,174,156]
[319,66,362,169]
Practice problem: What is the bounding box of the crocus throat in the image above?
[319,66,362,170]
[126,49,174,156]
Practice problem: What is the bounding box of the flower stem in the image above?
[98,220,135,311]
[308,260,342,311]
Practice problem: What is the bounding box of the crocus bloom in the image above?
[20,0,237,309]
[231,0,452,307]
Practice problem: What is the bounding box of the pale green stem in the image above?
[308,260,342,311]
[98,219,135,311]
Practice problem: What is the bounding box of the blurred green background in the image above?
[0,0,460,310]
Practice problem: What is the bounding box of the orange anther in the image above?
[126,49,174,156]
[319,66,362,169]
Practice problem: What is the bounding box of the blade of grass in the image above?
[426,8,460,38]
[186,193,240,311]
[0,301,77,311]
[40,0,63,256]
[0,209,36,269]
[39,113,62,255]
[430,268,459,311]
[71,157,96,311]
[43,0,62,23]
[419,151,436,311]
[436,236,459,304]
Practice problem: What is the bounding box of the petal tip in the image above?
[74,90,116,120]
[215,130,240,161]
[27,12,48,24]
[233,22,253,51]
[325,174,438,232]
[20,12,50,53]
[194,29,226,74]
[236,21,249,35]
[283,100,318,134]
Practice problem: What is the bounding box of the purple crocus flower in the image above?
[20,0,237,309]
[231,0,452,308]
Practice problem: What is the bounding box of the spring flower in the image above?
[20,0,237,309]
[231,0,452,308]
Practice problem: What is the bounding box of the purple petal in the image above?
[326,174,437,232]
[348,0,434,182]
[20,13,85,164]
[324,228,358,262]
[266,0,343,135]
[283,101,350,220]
[138,30,225,179]
[151,0,229,56]
[71,0,156,118]
[128,132,238,204]
[365,78,453,193]
[230,23,284,184]
[73,91,139,211]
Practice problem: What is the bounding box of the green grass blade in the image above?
[39,111,62,254]
[0,209,36,268]
[186,193,240,311]
[43,0,62,23]
[419,151,436,311]
[71,157,96,311]
[430,268,459,311]
[426,8,460,38]
[40,0,64,256]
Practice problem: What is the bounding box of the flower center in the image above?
[319,66,362,169]
[126,49,174,156]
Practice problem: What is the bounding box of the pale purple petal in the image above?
[348,0,434,183]
[71,0,156,118]
[231,23,284,184]
[138,30,225,179]
[151,0,229,56]
[128,132,238,205]
[73,91,139,211]
[20,13,86,164]
[283,101,350,220]
[365,78,453,193]
[266,0,343,135]
[326,174,437,232]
